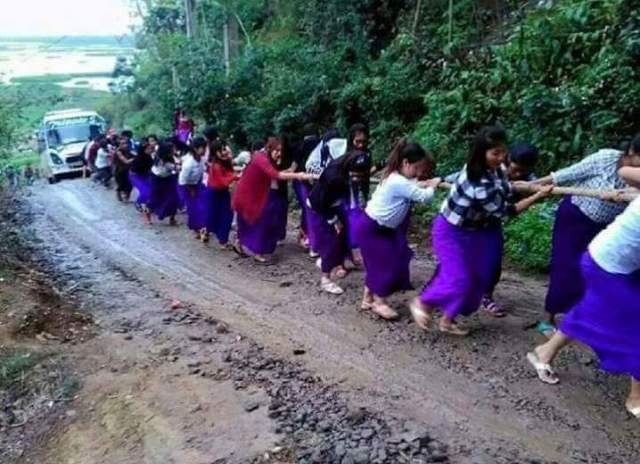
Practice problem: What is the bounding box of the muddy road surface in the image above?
[11,179,640,463]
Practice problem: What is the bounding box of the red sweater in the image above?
[207,162,237,189]
[232,153,280,224]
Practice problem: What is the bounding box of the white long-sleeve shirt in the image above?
[365,172,434,229]
[589,196,640,274]
[178,154,205,185]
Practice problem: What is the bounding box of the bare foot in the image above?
[334,266,348,279]
[361,288,374,310]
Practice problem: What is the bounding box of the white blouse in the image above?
[365,173,434,229]
[178,154,204,185]
[589,196,640,274]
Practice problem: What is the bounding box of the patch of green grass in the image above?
[0,351,41,390]
[57,377,82,400]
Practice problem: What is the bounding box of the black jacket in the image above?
[308,159,350,223]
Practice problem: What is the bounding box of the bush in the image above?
[117,0,637,273]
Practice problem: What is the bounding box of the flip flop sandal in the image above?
[321,280,344,295]
[253,256,271,265]
[536,321,557,339]
[439,323,470,337]
[371,304,400,320]
[409,300,432,331]
[526,352,560,385]
[481,297,507,318]
[626,406,640,419]
[232,244,248,258]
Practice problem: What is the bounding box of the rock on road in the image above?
[24,179,640,463]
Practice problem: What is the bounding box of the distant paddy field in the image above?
[0,36,135,92]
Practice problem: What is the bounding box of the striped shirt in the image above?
[441,165,516,229]
[552,149,627,224]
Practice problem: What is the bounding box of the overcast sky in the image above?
[0,0,136,37]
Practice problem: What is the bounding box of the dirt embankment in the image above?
[0,191,93,462]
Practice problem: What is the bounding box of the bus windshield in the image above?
[47,124,93,148]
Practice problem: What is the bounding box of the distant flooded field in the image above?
[0,36,134,92]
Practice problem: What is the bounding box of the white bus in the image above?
[37,109,106,183]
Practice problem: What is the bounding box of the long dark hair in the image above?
[190,136,207,156]
[210,140,234,170]
[156,141,175,163]
[335,150,371,179]
[467,126,507,182]
[347,123,369,151]
[383,139,433,179]
[624,133,640,157]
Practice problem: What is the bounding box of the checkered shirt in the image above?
[441,165,516,229]
[552,149,627,224]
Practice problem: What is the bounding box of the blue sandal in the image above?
[536,321,557,339]
[481,296,506,317]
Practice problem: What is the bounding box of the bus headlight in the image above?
[50,152,64,165]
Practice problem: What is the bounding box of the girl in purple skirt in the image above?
[291,125,320,252]
[342,124,373,268]
[129,140,154,222]
[353,140,441,319]
[410,126,551,336]
[232,137,313,263]
[148,142,180,226]
[307,151,372,295]
[527,165,640,419]
[205,140,237,248]
[178,137,208,241]
[530,137,640,337]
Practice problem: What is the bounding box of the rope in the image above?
[435,181,639,202]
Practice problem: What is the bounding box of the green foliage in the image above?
[503,202,555,272]
[120,0,638,272]
[414,0,640,174]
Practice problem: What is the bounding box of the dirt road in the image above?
[12,179,640,463]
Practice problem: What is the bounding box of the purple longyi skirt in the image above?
[561,253,640,380]
[179,184,207,231]
[205,187,233,245]
[340,203,365,250]
[237,190,287,256]
[354,212,413,297]
[274,192,289,242]
[292,180,310,235]
[545,197,607,315]
[129,171,151,206]
[306,205,350,273]
[419,215,503,320]
[148,174,180,221]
